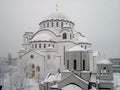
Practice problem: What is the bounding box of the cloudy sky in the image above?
[0,0,120,58]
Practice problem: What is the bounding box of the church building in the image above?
[18,12,114,90]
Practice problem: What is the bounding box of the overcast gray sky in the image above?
[0,0,120,58]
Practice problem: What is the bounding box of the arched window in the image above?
[52,44,54,48]
[52,22,54,27]
[32,64,35,69]
[85,46,87,49]
[35,44,37,48]
[39,44,41,48]
[47,22,49,27]
[83,60,85,70]
[44,44,46,48]
[36,66,40,72]
[81,45,83,48]
[103,67,107,75]
[74,60,77,70]
[70,34,72,39]
[30,55,34,59]
[63,33,67,39]
[67,60,69,69]
[56,22,59,27]
[48,44,50,47]
[61,22,63,27]
[43,23,45,28]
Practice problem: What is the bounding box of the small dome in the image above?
[67,45,86,52]
[32,33,53,41]
[97,59,112,65]
[78,36,90,44]
[44,12,71,21]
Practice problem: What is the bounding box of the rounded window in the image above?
[63,33,67,39]
[30,55,34,59]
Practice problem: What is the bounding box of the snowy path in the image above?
[24,78,40,90]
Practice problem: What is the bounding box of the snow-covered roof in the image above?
[43,12,71,21]
[62,69,71,73]
[62,84,83,90]
[20,48,25,51]
[97,59,112,65]
[77,36,90,43]
[43,73,61,83]
[67,45,86,52]
[32,33,53,41]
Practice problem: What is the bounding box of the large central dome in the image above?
[45,12,70,20]
[39,12,74,29]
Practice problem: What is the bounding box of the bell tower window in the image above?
[83,60,85,70]
[74,60,77,70]
[63,33,67,39]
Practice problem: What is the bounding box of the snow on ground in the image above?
[114,73,120,90]
[24,78,39,90]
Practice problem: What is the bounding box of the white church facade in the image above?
[18,12,114,90]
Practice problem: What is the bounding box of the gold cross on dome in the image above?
[56,4,58,11]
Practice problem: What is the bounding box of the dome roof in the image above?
[97,59,112,65]
[78,36,90,44]
[67,45,86,52]
[44,12,71,21]
[32,33,53,41]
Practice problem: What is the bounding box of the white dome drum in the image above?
[39,12,75,29]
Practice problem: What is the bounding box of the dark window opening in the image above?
[83,60,85,70]
[35,44,37,48]
[32,64,34,69]
[44,44,46,48]
[70,34,72,39]
[52,44,54,48]
[43,23,45,28]
[30,55,34,59]
[39,44,41,48]
[56,22,59,27]
[47,22,49,27]
[63,33,67,39]
[81,45,83,48]
[61,22,63,27]
[52,22,54,27]
[36,66,40,72]
[67,60,69,69]
[103,67,106,69]
[48,44,50,47]
[74,60,77,70]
